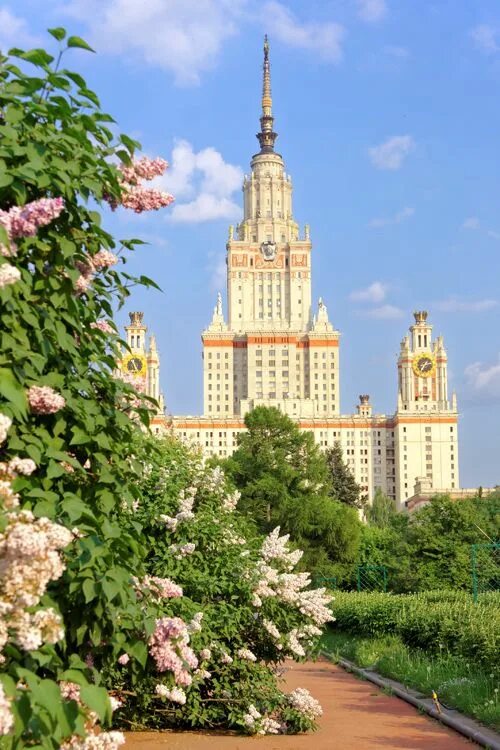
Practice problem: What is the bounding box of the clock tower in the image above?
[121,311,165,417]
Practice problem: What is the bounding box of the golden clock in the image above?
[122,353,147,377]
[412,352,436,378]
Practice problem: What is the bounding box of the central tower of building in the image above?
[202,37,340,420]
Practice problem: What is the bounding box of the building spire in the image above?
[257,35,278,154]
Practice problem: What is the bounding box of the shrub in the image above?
[332,591,499,668]
[109,437,333,734]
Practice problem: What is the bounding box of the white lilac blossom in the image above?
[238,647,257,662]
[288,687,323,720]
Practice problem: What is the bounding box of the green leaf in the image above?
[82,579,97,603]
[18,48,55,67]
[67,36,95,53]
[0,368,27,416]
[48,27,67,41]
[80,685,111,724]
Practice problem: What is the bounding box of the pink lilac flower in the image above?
[60,681,81,703]
[117,653,130,666]
[92,249,118,270]
[0,263,21,288]
[119,188,174,213]
[8,457,36,476]
[119,157,168,185]
[149,616,198,684]
[90,320,114,334]
[199,648,211,661]
[0,197,64,242]
[28,386,65,415]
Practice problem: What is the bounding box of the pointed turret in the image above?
[256,35,278,154]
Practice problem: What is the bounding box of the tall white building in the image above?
[124,38,460,510]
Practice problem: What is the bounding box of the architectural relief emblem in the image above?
[260,240,277,261]
[231,254,248,267]
[255,255,284,269]
[291,253,307,267]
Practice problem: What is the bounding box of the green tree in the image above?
[366,488,397,528]
[225,406,362,580]
[325,441,365,509]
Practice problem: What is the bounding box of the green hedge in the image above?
[332,591,499,668]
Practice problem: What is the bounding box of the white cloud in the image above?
[435,298,498,313]
[156,139,242,223]
[470,24,499,55]
[487,229,500,240]
[64,0,245,86]
[356,0,387,23]
[349,281,388,303]
[365,304,404,319]
[0,7,40,50]
[462,216,480,230]
[465,355,500,399]
[370,206,414,228]
[263,1,345,62]
[368,135,415,170]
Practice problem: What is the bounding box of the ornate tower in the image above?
[397,311,454,412]
[394,311,459,506]
[201,37,340,420]
[121,312,165,414]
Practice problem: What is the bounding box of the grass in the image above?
[320,629,500,731]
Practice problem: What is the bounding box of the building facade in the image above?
[123,39,460,510]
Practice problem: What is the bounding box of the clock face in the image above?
[412,353,436,378]
[260,241,277,261]
[123,354,146,376]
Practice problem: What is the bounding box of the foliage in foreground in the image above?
[0,32,333,746]
[224,406,363,581]
[321,629,500,730]
[331,591,499,668]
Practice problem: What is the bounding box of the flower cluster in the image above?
[28,385,65,415]
[288,687,323,720]
[0,197,64,256]
[221,489,240,512]
[61,730,125,750]
[155,684,186,705]
[0,415,11,444]
[159,486,197,531]
[133,575,183,603]
[74,248,117,296]
[169,542,196,559]
[0,683,13,736]
[148,616,198,686]
[237,647,257,662]
[242,704,281,735]
[0,263,21,289]
[90,320,115,334]
[108,156,174,214]
[261,527,303,570]
[0,507,73,659]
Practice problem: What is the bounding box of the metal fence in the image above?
[356,564,387,592]
[471,542,499,603]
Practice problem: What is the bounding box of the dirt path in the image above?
[124,660,475,749]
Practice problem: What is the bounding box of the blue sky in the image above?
[2,0,499,487]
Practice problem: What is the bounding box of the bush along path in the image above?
[0,31,334,748]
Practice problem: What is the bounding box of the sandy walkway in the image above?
[124,660,475,749]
